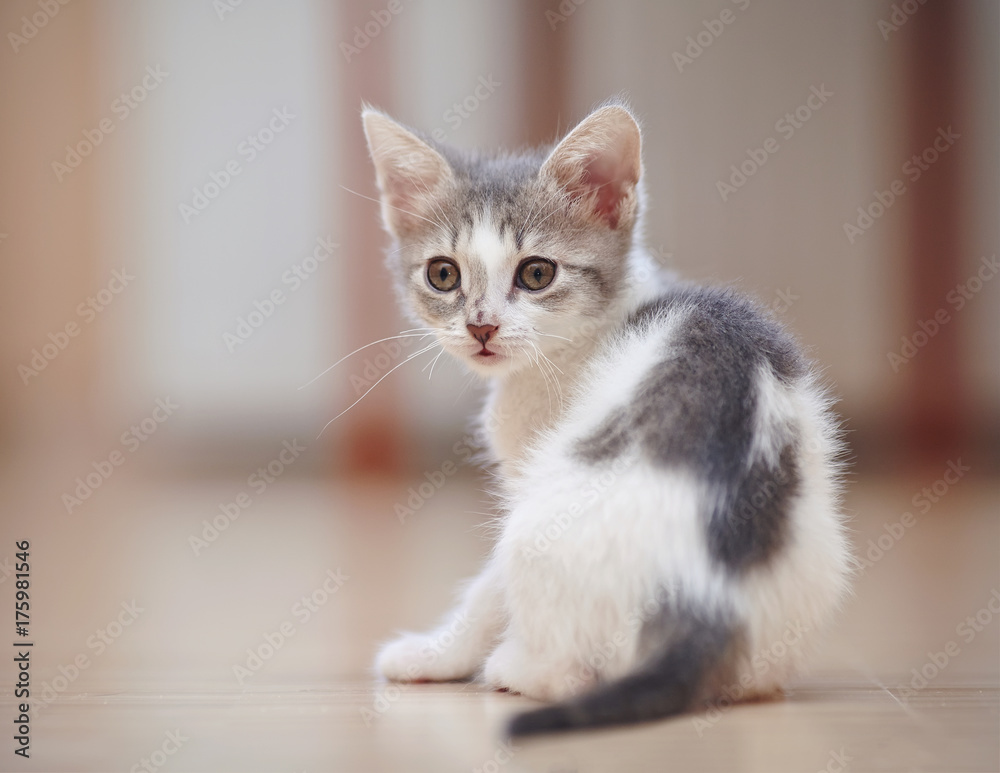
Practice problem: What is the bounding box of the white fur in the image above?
[367,104,851,719]
[376,291,850,704]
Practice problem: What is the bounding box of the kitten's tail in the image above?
[507,612,737,738]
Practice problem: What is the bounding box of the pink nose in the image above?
[467,323,498,345]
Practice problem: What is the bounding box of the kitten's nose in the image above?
[467,323,498,345]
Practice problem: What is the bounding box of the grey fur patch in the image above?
[417,288,464,321]
[577,407,631,462]
[533,287,574,311]
[711,443,800,573]
[567,263,616,302]
[576,286,805,573]
[627,287,805,384]
[508,603,740,737]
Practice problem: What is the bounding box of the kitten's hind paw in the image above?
[483,639,590,702]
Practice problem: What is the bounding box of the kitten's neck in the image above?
[485,331,604,478]
[485,247,667,475]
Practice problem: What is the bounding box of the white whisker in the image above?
[523,190,568,232]
[456,371,480,403]
[385,242,424,259]
[340,185,440,228]
[535,330,574,344]
[316,342,441,437]
[528,343,554,413]
[423,348,446,380]
[522,185,563,235]
[298,329,437,390]
[538,349,564,376]
[400,167,456,236]
[530,341,564,408]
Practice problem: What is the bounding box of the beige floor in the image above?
[0,448,997,772]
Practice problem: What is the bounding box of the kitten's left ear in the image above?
[540,104,642,230]
[362,108,454,238]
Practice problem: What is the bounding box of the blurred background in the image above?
[1,0,996,473]
[0,1,996,770]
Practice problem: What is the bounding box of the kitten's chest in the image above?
[483,350,591,475]
[484,384,554,471]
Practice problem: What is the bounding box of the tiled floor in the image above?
[0,448,997,772]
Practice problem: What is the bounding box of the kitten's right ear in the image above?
[362,108,453,238]
[540,104,641,230]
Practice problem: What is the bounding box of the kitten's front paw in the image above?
[376,632,474,683]
[376,634,439,682]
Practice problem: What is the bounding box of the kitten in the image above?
[362,100,851,737]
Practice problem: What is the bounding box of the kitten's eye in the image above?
[427,258,460,292]
[517,258,556,291]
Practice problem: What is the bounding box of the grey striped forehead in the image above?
[396,145,546,255]
[398,139,630,323]
[444,156,554,253]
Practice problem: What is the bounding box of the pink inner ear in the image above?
[386,161,439,207]
[380,157,447,233]
[580,153,630,228]
[387,173,423,212]
[586,157,625,227]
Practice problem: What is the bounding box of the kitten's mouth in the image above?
[471,345,504,363]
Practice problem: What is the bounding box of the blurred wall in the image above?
[0,0,996,474]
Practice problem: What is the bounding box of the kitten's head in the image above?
[362,101,643,377]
